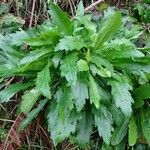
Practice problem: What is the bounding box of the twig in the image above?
[29,0,36,27]
[84,0,105,12]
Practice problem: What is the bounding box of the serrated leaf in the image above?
[20,48,51,66]
[25,30,60,46]
[134,84,150,101]
[56,86,74,121]
[36,62,51,99]
[47,103,79,145]
[49,4,73,35]
[89,74,100,108]
[94,12,121,50]
[90,55,114,74]
[60,53,78,85]
[111,118,130,145]
[109,81,133,116]
[0,83,33,103]
[76,109,93,146]
[20,88,41,114]
[19,99,47,130]
[140,108,150,144]
[77,59,89,72]
[94,105,113,144]
[55,36,85,51]
[52,52,63,68]
[128,117,137,146]
[71,73,89,111]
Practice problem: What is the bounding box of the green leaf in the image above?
[77,1,84,16]
[90,55,114,74]
[56,86,74,121]
[140,108,150,144]
[20,48,51,66]
[49,4,73,35]
[89,74,100,108]
[55,36,85,51]
[94,105,113,144]
[76,109,93,146]
[94,12,121,50]
[52,52,63,68]
[19,99,47,130]
[109,81,133,116]
[77,59,89,72]
[134,84,150,101]
[36,62,51,99]
[20,88,41,114]
[111,118,130,145]
[25,30,60,46]
[71,73,89,111]
[47,103,79,145]
[0,83,33,103]
[128,117,137,146]
[60,53,78,85]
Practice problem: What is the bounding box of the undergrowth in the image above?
[0,0,150,149]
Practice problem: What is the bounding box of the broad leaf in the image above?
[89,74,100,108]
[134,84,150,101]
[94,105,113,144]
[71,73,89,111]
[128,117,137,146]
[55,36,85,51]
[20,88,41,113]
[47,103,79,145]
[56,86,74,121]
[19,99,47,130]
[77,59,89,72]
[94,12,121,50]
[109,80,133,116]
[49,4,73,35]
[76,109,93,146]
[111,118,130,145]
[25,30,60,46]
[140,108,150,144]
[36,62,51,99]
[60,53,78,85]
[0,83,33,103]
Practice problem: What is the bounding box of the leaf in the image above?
[94,105,113,144]
[140,108,150,144]
[49,4,73,35]
[109,81,133,116]
[56,86,74,121]
[36,62,51,99]
[128,117,137,146]
[19,99,47,130]
[60,53,78,85]
[71,73,89,111]
[88,74,100,108]
[20,48,51,66]
[20,88,41,114]
[111,118,130,145]
[52,52,63,68]
[94,12,121,50]
[134,84,150,101]
[47,103,79,145]
[90,55,114,74]
[77,59,89,71]
[55,36,85,51]
[76,109,93,146]
[0,83,33,103]
[77,1,84,16]
[25,30,60,46]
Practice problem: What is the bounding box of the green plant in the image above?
[0,2,150,148]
